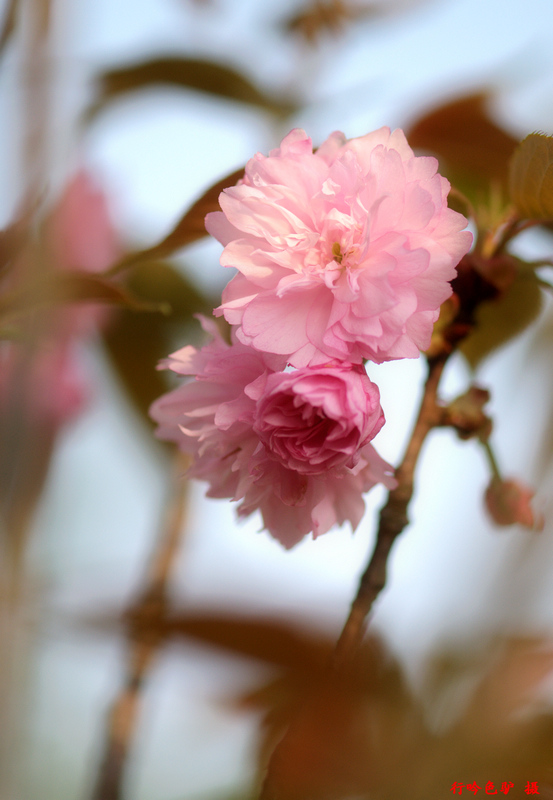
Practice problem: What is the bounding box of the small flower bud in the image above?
[445,386,492,441]
[484,477,543,531]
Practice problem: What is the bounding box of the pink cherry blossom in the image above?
[0,169,119,429]
[206,128,473,367]
[47,169,120,277]
[0,340,87,428]
[46,169,120,337]
[150,318,395,548]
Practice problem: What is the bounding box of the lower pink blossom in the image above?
[150,318,395,548]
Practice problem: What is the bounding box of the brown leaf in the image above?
[258,638,427,800]
[107,166,245,274]
[86,57,296,121]
[157,613,332,672]
[446,639,553,769]
[509,133,553,220]
[407,93,518,199]
[459,268,543,369]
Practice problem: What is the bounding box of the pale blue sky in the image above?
[8,0,553,797]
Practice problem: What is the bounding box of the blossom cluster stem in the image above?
[333,354,448,667]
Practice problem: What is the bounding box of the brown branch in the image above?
[333,354,448,667]
[90,452,189,800]
[0,0,19,60]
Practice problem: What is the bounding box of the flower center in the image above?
[331,240,357,269]
[331,241,343,264]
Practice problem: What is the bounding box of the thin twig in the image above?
[0,0,19,60]
[333,355,448,667]
[481,439,502,482]
[90,452,189,800]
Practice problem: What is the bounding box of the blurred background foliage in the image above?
[3,0,553,799]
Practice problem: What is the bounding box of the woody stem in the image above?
[333,354,448,667]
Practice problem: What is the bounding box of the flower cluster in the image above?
[150,128,472,547]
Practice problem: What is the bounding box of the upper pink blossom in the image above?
[150,318,395,548]
[206,128,473,366]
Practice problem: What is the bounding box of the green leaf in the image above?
[0,272,169,321]
[459,269,543,369]
[107,166,245,274]
[86,56,296,121]
[123,260,213,319]
[0,206,33,279]
[103,311,175,431]
[407,93,518,202]
[102,262,211,429]
[509,132,553,220]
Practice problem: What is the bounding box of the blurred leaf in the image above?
[509,133,553,220]
[0,207,32,278]
[460,638,553,750]
[0,272,169,321]
[407,93,518,200]
[81,607,332,672]
[255,637,428,800]
[124,260,213,318]
[108,166,245,274]
[0,416,56,560]
[257,636,553,800]
[459,268,542,369]
[104,312,174,432]
[102,262,210,428]
[0,327,25,341]
[87,57,296,121]
[79,599,553,800]
[530,312,553,479]
[131,611,333,672]
[282,0,381,45]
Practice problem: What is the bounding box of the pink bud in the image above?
[484,478,543,531]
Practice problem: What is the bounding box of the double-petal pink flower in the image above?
[207,127,472,366]
[150,319,395,548]
[151,126,472,546]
